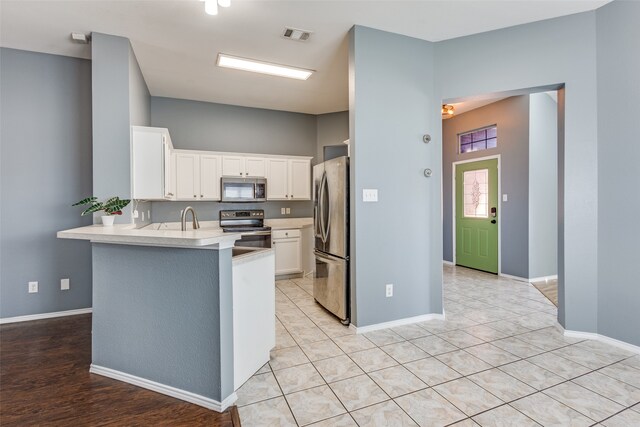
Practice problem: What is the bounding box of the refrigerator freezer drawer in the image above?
[313,251,348,321]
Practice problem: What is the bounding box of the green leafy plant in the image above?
[72,196,131,216]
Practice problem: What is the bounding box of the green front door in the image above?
[455,159,498,274]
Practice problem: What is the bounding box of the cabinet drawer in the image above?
[272,229,301,240]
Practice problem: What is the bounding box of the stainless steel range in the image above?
[220,209,272,248]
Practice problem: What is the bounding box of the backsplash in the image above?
[149,200,313,223]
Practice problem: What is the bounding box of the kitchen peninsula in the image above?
[57,224,275,412]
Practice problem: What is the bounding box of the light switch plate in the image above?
[281,208,286,214]
[363,189,378,202]
[61,278,70,290]
[285,208,291,214]
[502,194,508,202]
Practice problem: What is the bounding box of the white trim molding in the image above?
[350,313,445,334]
[498,272,530,283]
[0,308,92,324]
[528,274,558,283]
[442,260,455,266]
[90,364,237,412]
[555,325,640,355]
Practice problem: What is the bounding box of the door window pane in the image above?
[463,169,489,218]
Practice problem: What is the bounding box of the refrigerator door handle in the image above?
[314,204,322,238]
[319,172,328,243]
[324,172,332,243]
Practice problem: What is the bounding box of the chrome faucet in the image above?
[181,206,200,231]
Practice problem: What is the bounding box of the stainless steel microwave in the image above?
[220,177,267,202]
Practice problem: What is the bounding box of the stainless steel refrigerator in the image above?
[313,156,349,323]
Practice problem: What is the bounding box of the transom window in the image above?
[459,125,497,154]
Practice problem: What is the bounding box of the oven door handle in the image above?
[244,231,271,236]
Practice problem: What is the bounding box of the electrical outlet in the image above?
[363,189,378,202]
[286,208,291,214]
[147,210,151,220]
[61,278,70,290]
[281,208,286,214]
[133,210,139,218]
[28,281,38,293]
[385,283,393,297]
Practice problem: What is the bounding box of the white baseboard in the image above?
[529,274,558,283]
[442,260,455,266]
[350,313,446,334]
[556,325,640,355]
[0,308,92,324]
[90,364,237,412]
[498,272,531,283]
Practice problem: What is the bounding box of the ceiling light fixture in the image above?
[217,54,314,80]
[442,104,455,119]
[204,0,218,15]
[201,0,230,15]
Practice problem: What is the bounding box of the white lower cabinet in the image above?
[273,229,302,275]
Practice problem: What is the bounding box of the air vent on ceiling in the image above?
[282,27,312,42]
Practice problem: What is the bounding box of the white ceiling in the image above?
[0,0,609,114]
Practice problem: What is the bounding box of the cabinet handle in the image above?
[200,195,204,198]
[193,195,197,198]
[167,192,174,196]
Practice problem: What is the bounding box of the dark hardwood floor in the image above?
[0,314,239,426]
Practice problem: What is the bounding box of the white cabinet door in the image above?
[274,237,302,275]
[289,159,311,200]
[266,158,289,200]
[175,153,199,200]
[222,156,244,177]
[245,157,266,177]
[132,127,173,200]
[200,155,221,200]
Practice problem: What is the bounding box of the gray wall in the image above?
[92,243,233,401]
[149,96,319,221]
[442,96,530,278]
[92,33,133,224]
[596,0,640,346]
[529,93,558,279]
[349,26,441,327]
[92,33,151,225]
[0,48,93,319]
[435,11,598,333]
[317,111,349,162]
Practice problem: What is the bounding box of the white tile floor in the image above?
[237,265,640,426]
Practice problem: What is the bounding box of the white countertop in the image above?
[146,217,313,232]
[266,218,313,230]
[57,224,241,249]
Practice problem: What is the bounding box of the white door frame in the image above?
[452,154,502,275]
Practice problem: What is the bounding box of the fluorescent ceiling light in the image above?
[218,0,231,7]
[217,54,314,80]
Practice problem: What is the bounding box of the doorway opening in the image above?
[442,87,562,307]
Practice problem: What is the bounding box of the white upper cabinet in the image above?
[131,126,174,200]
[289,159,311,200]
[267,158,311,201]
[200,155,222,200]
[222,155,266,178]
[266,158,289,200]
[174,151,222,201]
[175,153,199,200]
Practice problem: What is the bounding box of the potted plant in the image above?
[73,196,131,226]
